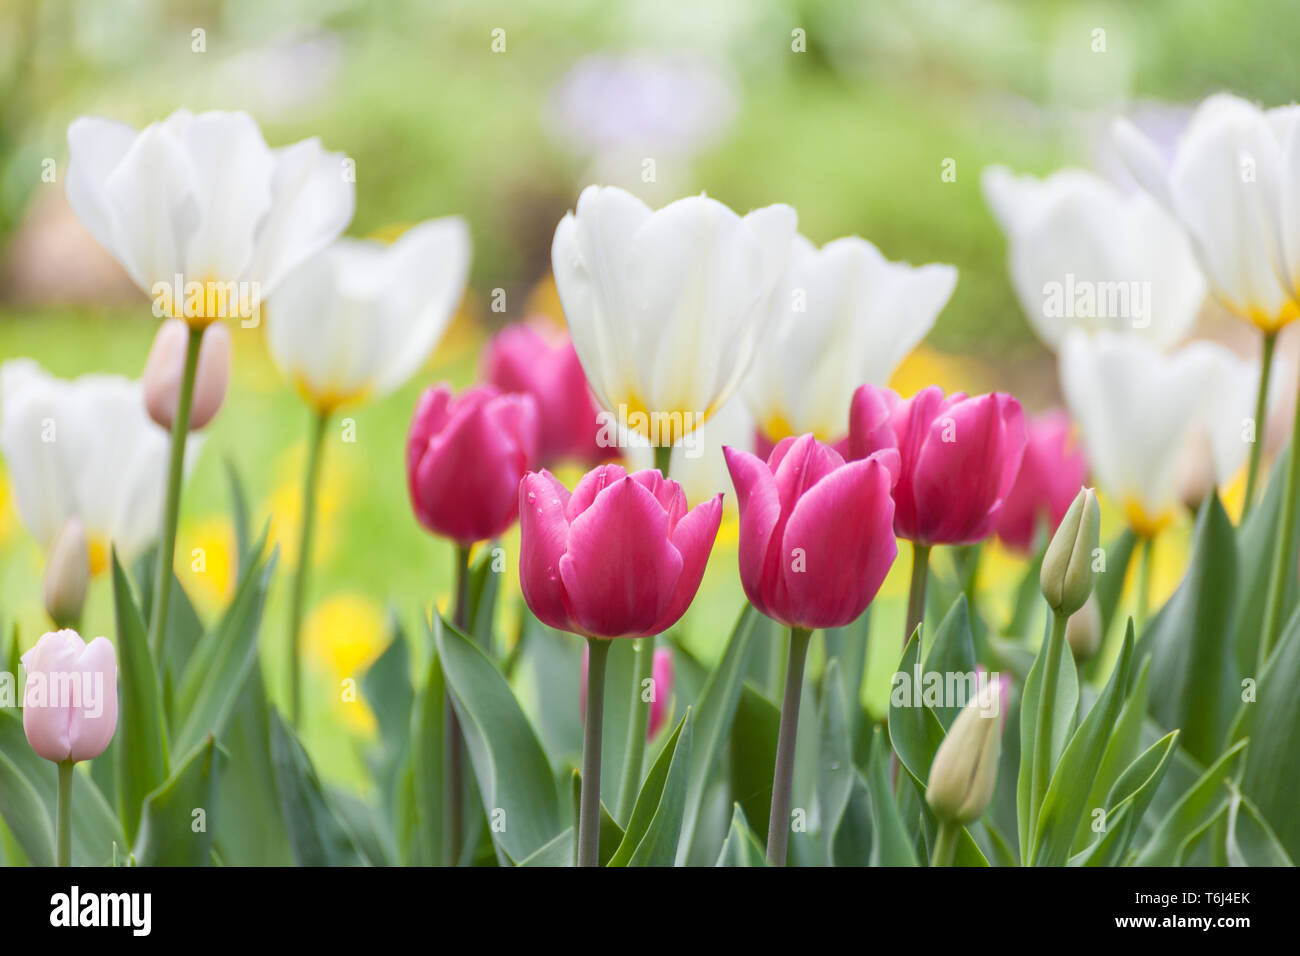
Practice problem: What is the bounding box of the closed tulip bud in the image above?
[1066,594,1103,661]
[1040,487,1100,617]
[143,319,231,431]
[926,676,1005,824]
[43,517,89,629]
[407,384,539,546]
[519,465,722,639]
[724,434,898,630]
[21,629,119,764]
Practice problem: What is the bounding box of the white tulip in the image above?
[982,165,1205,351]
[66,109,354,326]
[624,392,755,507]
[743,233,955,442]
[0,360,195,569]
[551,185,796,445]
[266,218,471,411]
[1113,93,1300,332]
[1059,331,1257,535]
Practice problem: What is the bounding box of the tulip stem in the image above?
[1260,375,1300,669]
[56,759,73,867]
[1029,610,1068,841]
[1242,329,1277,519]
[1135,536,1155,634]
[147,323,203,663]
[579,637,612,867]
[904,543,931,649]
[616,636,655,823]
[288,407,330,726]
[653,444,672,476]
[930,819,959,867]
[443,542,472,866]
[766,626,812,866]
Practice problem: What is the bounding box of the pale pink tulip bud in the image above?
[21,629,119,764]
[143,319,231,431]
[43,517,89,629]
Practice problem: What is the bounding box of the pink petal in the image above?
[518,471,576,632]
[567,462,629,520]
[723,445,783,619]
[651,493,723,634]
[67,636,118,762]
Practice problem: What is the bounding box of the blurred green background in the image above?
[0,0,1291,787]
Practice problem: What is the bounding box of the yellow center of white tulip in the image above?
[87,535,109,577]
[1123,498,1175,540]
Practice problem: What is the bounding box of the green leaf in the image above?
[361,615,414,809]
[729,682,780,838]
[818,660,854,862]
[598,638,640,810]
[268,708,367,866]
[0,751,53,866]
[110,549,169,842]
[821,607,870,757]
[1072,658,1151,853]
[225,458,253,576]
[922,594,978,729]
[568,770,625,867]
[864,726,919,866]
[1074,731,1180,866]
[1138,494,1237,764]
[1135,738,1248,866]
[434,615,562,862]
[409,624,444,867]
[715,803,768,866]
[467,546,502,654]
[607,710,693,866]
[1093,528,1137,651]
[133,735,223,866]
[676,602,757,864]
[1224,787,1294,866]
[173,540,275,755]
[886,631,947,786]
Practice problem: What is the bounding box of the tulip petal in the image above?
[651,493,723,633]
[518,471,575,633]
[722,445,782,619]
[67,637,118,763]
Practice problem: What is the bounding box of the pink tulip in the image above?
[723,434,899,629]
[407,383,539,545]
[580,645,675,737]
[143,319,231,431]
[21,629,118,764]
[481,320,607,467]
[519,464,722,638]
[994,409,1087,553]
[849,384,1026,546]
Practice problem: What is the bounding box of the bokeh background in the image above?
[0,0,1292,787]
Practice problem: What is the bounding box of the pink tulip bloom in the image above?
[143,319,232,431]
[724,434,899,629]
[849,384,1026,546]
[407,383,539,545]
[21,629,118,764]
[481,320,608,468]
[994,409,1087,553]
[580,645,675,737]
[519,464,722,639]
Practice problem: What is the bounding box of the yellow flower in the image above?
[177,517,237,611]
[304,593,388,734]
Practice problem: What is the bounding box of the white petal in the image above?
[65,116,140,274]
[0,360,75,548]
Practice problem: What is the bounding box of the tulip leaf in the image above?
[1073,730,1180,866]
[467,546,502,655]
[1228,598,1300,860]
[676,601,758,864]
[173,538,274,756]
[434,615,563,863]
[1223,787,1293,866]
[522,611,584,764]
[864,726,919,866]
[110,549,169,843]
[1092,528,1136,656]
[0,751,54,867]
[409,623,445,867]
[887,631,947,787]
[607,709,692,866]
[1138,494,1237,765]
[1134,738,1248,866]
[1072,658,1151,853]
[822,607,870,761]
[361,614,414,810]
[568,769,625,866]
[329,788,397,867]
[268,707,368,866]
[729,682,780,837]
[1030,626,1133,866]
[599,638,640,810]
[133,734,223,866]
[818,659,854,861]
[715,803,768,866]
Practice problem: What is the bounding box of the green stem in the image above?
[1029,610,1068,838]
[444,543,473,866]
[904,542,931,649]
[288,407,330,726]
[766,626,812,866]
[930,819,959,867]
[579,637,612,867]
[1135,536,1154,634]
[147,323,203,662]
[615,635,655,823]
[653,443,672,475]
[1242,330,1277,519]
[56,760,73,867]
[1260,377,1300,670]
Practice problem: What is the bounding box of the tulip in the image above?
[625,393,756,509]
[580,645,675,739]
[1040,487,1100,619]
[1066,595,1103,662]
[849,383,1025,649]
[926,676,1006,865]
[743,233,956,447]
[519,463,721,866]
[481,319,606,467]
[551,185,796,450]
[0,359,194,568]
[21,629,119,866]
[723,434,897,865]
[267,219,471,414]
[143,319,231,431]
[43,517,89,630]
[981,166,1204,351]
[995,410,1088,554]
